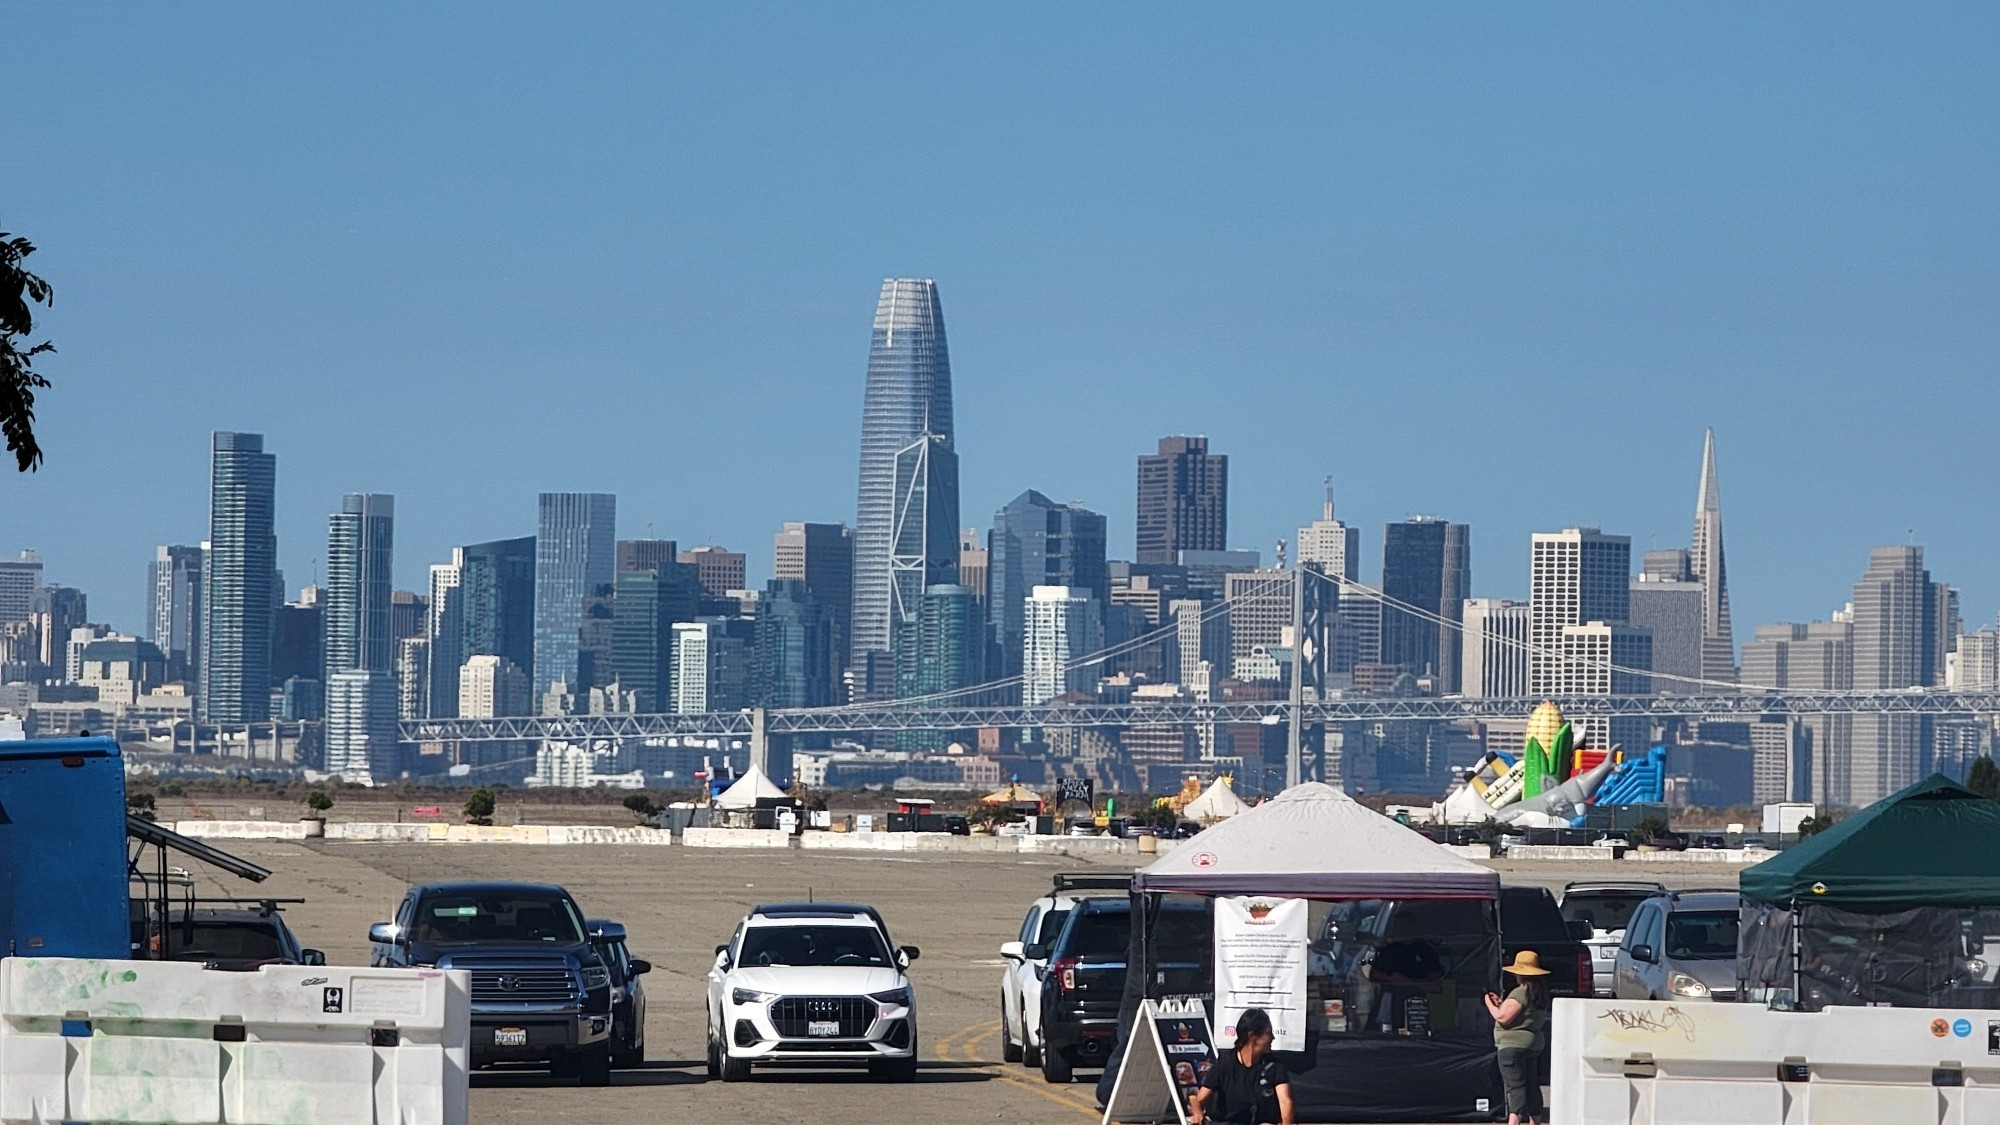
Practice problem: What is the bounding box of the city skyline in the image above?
[7,6,1996,648]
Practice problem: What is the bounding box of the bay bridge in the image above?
[397,566,2000,787]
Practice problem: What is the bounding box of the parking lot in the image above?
[200,839,1744,1124]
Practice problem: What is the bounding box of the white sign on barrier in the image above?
[1551,997,2000,1125]
[0,957,470,1125]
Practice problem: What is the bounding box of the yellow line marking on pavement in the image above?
[941,1019,1098,1119]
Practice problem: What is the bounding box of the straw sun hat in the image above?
[1503,951,1551,977]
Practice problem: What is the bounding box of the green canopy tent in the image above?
[1738,774,2000,1010]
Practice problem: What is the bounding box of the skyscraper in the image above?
[774,522,853,678]
[611,560,701,711]
[148,544,203,684]
[459,654,530,718]
[1460,598,1530,699]
[1297,483,1359,581]
[325,669,397,783]
[1023,586,1103,706]
[1690,429,1737,686]
[533,493,615,701]
[678,545,747,598]
[756,578,837,709]
[0,550,42,624]
[1629,565,1704,692]
[1742,620,1853,803]
[617,539,679,574]
[1223,569,1292,680]
[460,536,536,685]
[1848,546,1951,805]
[988,491,1108,675]
[324,494,395,676]
[200,432,277,722]
[1528,527,1631,698]
[1379,518,1471,692]
[426,551,464,718]
[671,618,754,713]
[852,278,958,671]
[1136,437,1227,565]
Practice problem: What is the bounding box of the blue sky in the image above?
[4,3,1996,640]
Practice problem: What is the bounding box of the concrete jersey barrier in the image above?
[0,957,470,1125]
[1551,997,2000,1124]
[170,821,671,845]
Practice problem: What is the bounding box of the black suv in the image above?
[371,882,615,1084]
[157,901,325,970]
[1035,898,1209,1084]
[587,919,651,1067]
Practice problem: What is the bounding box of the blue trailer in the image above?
[0,736,131,958]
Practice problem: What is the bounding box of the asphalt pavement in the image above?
[188,838,1743,1124]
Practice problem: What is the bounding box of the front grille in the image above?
[778,1039,874,1052]
[469,968,575,1003]
[770,996,876,1039]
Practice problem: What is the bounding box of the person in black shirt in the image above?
[1189,1008,1293,1125]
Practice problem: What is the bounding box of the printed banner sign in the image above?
[1213,895,1307,1052]
[1057,778,1095,805]
[1101,998,1212,1125]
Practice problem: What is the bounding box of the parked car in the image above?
[1693,834,1729,850]
[1559,881,1668,997]
[1499,885,1594,1003]
[587,919,651,1067]
[1613,890,1741,1002]
[1644,832,1691,851]
[1740,836,1771,851]
[370,882,614,1084]
[160,900,325,971]
[1000,873,1129,1068]
[1037,897,1210,1084]
[706,902,920,1082]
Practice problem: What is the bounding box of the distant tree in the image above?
[464,788,497,825]
[622,792,661,820]
[1626,816,1670,847]
[1796,812,1839,838]
[1,231,55,472]
[306,790,335,815]
[1968,756,2000,802]
[126,792,157,822]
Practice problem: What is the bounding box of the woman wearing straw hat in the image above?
[1484,950,1551,1125]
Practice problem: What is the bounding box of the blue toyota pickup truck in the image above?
[370,881,615,1084]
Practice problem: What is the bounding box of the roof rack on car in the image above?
[1669,887,1742,898]
[1562,880,1669,891]
[1053,873,1134,894]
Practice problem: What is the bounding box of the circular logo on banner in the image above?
[1954,1019,1973,1038]
[1191,850,1218,869]
[1931,1019,1950,1038]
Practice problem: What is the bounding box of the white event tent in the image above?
[713,764,791,810]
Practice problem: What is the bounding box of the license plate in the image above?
[494,1027,528,1048]
[808,1020,840,1037]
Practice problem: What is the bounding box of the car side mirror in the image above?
[1568,920,1594,941]
[1631,945,1657,964]
[301,949,327,966]
[1000,941,1025,962]
[900,945,921,964]
[368,923,403,946]
[629,959,651,975]
[1023,944,1049,962]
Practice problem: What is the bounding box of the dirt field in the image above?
[187,840,1746,1124]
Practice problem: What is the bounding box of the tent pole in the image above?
[1789,898,1799,1008]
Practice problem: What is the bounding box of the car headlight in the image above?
[732,988,775,1006]
[582,966,610,990]
[869,988,912,1008]
[1669,973,1709,998]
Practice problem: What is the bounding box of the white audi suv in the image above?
[706,902,920,1082]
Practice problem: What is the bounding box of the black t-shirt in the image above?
[1199,1049,1289,1124]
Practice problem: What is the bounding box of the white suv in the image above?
[999,872,1130,1068]
[706,902,920,1082]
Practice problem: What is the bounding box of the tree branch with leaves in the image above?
[1,230,56,472]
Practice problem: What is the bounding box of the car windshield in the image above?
[168,919,285,963]
[416,893,585,944]
[1665,910,1738,960]
[740,924,891,967]
[1562,892,1654,934]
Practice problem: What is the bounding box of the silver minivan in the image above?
[1612,890,1741,1002]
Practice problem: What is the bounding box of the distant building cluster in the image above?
[1,283,1989,807]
